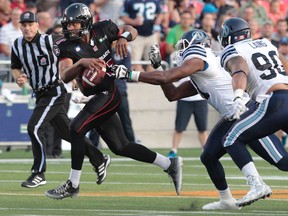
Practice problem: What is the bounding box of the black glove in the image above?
[149,45,162,69]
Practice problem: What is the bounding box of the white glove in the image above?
[72,95,93,104]
[231,98,247,119]
[231,89,248,120]
[149,45,162,69]
[112,65,140,81]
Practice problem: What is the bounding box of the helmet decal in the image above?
[175,29,211,55]
[220,25,230,37]
[191,31,205,41]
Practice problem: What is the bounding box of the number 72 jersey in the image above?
[220,38,288,101]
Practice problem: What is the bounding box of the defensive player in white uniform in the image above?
[112,29,288,210]
[219,17,288,207]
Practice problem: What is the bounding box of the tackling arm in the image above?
[113,58,205,84]
[161,81,198,102]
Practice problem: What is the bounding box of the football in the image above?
[82,67,106,88]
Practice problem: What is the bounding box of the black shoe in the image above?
[94,154,111,185]
[21,173,46,188]
[45,180,79,200]
[164,157,183,195]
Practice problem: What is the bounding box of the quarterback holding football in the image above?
[46,3,183,200]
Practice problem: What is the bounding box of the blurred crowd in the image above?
[0,0,287,67]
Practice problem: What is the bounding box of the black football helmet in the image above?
[175,29,211,53]
[218,17,251,47]
[61,3,93,40]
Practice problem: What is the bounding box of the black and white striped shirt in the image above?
[11,33,60,91]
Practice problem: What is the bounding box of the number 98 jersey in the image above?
[220,38,288,101]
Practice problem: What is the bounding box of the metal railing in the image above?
[131,60,170,70]
[0,60,12,82]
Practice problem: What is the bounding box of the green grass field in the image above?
[0,147,288,216]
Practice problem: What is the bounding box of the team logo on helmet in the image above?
[220,25,230,37]
[81,5,91,16]
[191,31,205,41]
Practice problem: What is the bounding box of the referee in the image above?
[11,11,106,188]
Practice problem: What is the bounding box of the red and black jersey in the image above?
[54,19,120,96]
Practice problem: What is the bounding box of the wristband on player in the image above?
[153,24,161,32]
[231,70,247,76]
[129,70,140,82]
[233,89,244,101]
[119,31,132,41]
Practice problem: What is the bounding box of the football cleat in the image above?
[236,175,272,207]
[94,154,111,185]
[45,180,79,200]
[167,151,177,158]
[202,199,241,210]
[164,156,183,195]
[21,173,46,188]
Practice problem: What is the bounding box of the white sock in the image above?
[219,187,234,201]
[69,168,82,188]
[171,148,177,153]
[241,161,259,178]
[153,153,171,170]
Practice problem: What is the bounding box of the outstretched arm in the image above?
[113,57,204,85]
[160,81,198,101]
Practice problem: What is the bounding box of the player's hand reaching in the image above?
[112,65,131,79]
[149,45,162,69]
[112,65,140,82]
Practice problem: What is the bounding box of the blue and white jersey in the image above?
[220,38,288,101]
[181,44,238,118]
[121,0,162,36]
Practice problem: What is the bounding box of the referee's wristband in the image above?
[119,31,132,41]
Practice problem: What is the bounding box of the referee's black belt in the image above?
[33,80,62,93]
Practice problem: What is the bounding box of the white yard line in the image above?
[0,208,288,216]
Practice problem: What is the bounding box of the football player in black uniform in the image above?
[12,11,108,189]
[45,3,183,199]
